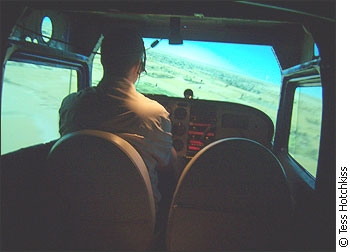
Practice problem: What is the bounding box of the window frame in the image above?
[1,40,90,153]
[274,59,322,189]
[1,39,91,109]
[288,85,322,178]
[2,39,90,92]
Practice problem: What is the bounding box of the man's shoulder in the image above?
[66,87,99,100]
[61,87,100,109]
[135,93,169,117]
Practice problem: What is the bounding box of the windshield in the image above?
[92,38,282,124]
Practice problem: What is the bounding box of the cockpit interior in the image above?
[1,1,336,251]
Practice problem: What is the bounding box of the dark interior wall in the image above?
[1,2,25,104]
[1,2,25,67]
[313,19,336,250]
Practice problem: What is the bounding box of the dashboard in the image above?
[147,94,274,161]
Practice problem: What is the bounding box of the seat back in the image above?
[166,138,293,251]
[47,130,155,250]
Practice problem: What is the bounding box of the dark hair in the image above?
[101,29,145,77]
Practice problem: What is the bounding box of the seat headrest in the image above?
[47,130,155,250]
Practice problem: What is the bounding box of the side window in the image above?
[92,48,103,86]
[314,43,320,57]
[288,86,322,177]
[1,61,78,154]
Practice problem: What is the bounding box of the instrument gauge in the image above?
[174,107,187,120]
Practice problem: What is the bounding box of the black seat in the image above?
[166,138,293,251]
[46,130,156,250]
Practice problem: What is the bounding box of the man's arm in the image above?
[155,146,177,173]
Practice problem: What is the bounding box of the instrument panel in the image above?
[147,94,274,160]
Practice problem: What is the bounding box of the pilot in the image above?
[58,29,176,216]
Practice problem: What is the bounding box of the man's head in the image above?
[100,29,146,80]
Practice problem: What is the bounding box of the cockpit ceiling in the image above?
[70,12,301,43]
[29,0,335,23]
[8,1,334,69]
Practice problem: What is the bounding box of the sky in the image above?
[144,38,282,85]
[144,38,323,98]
